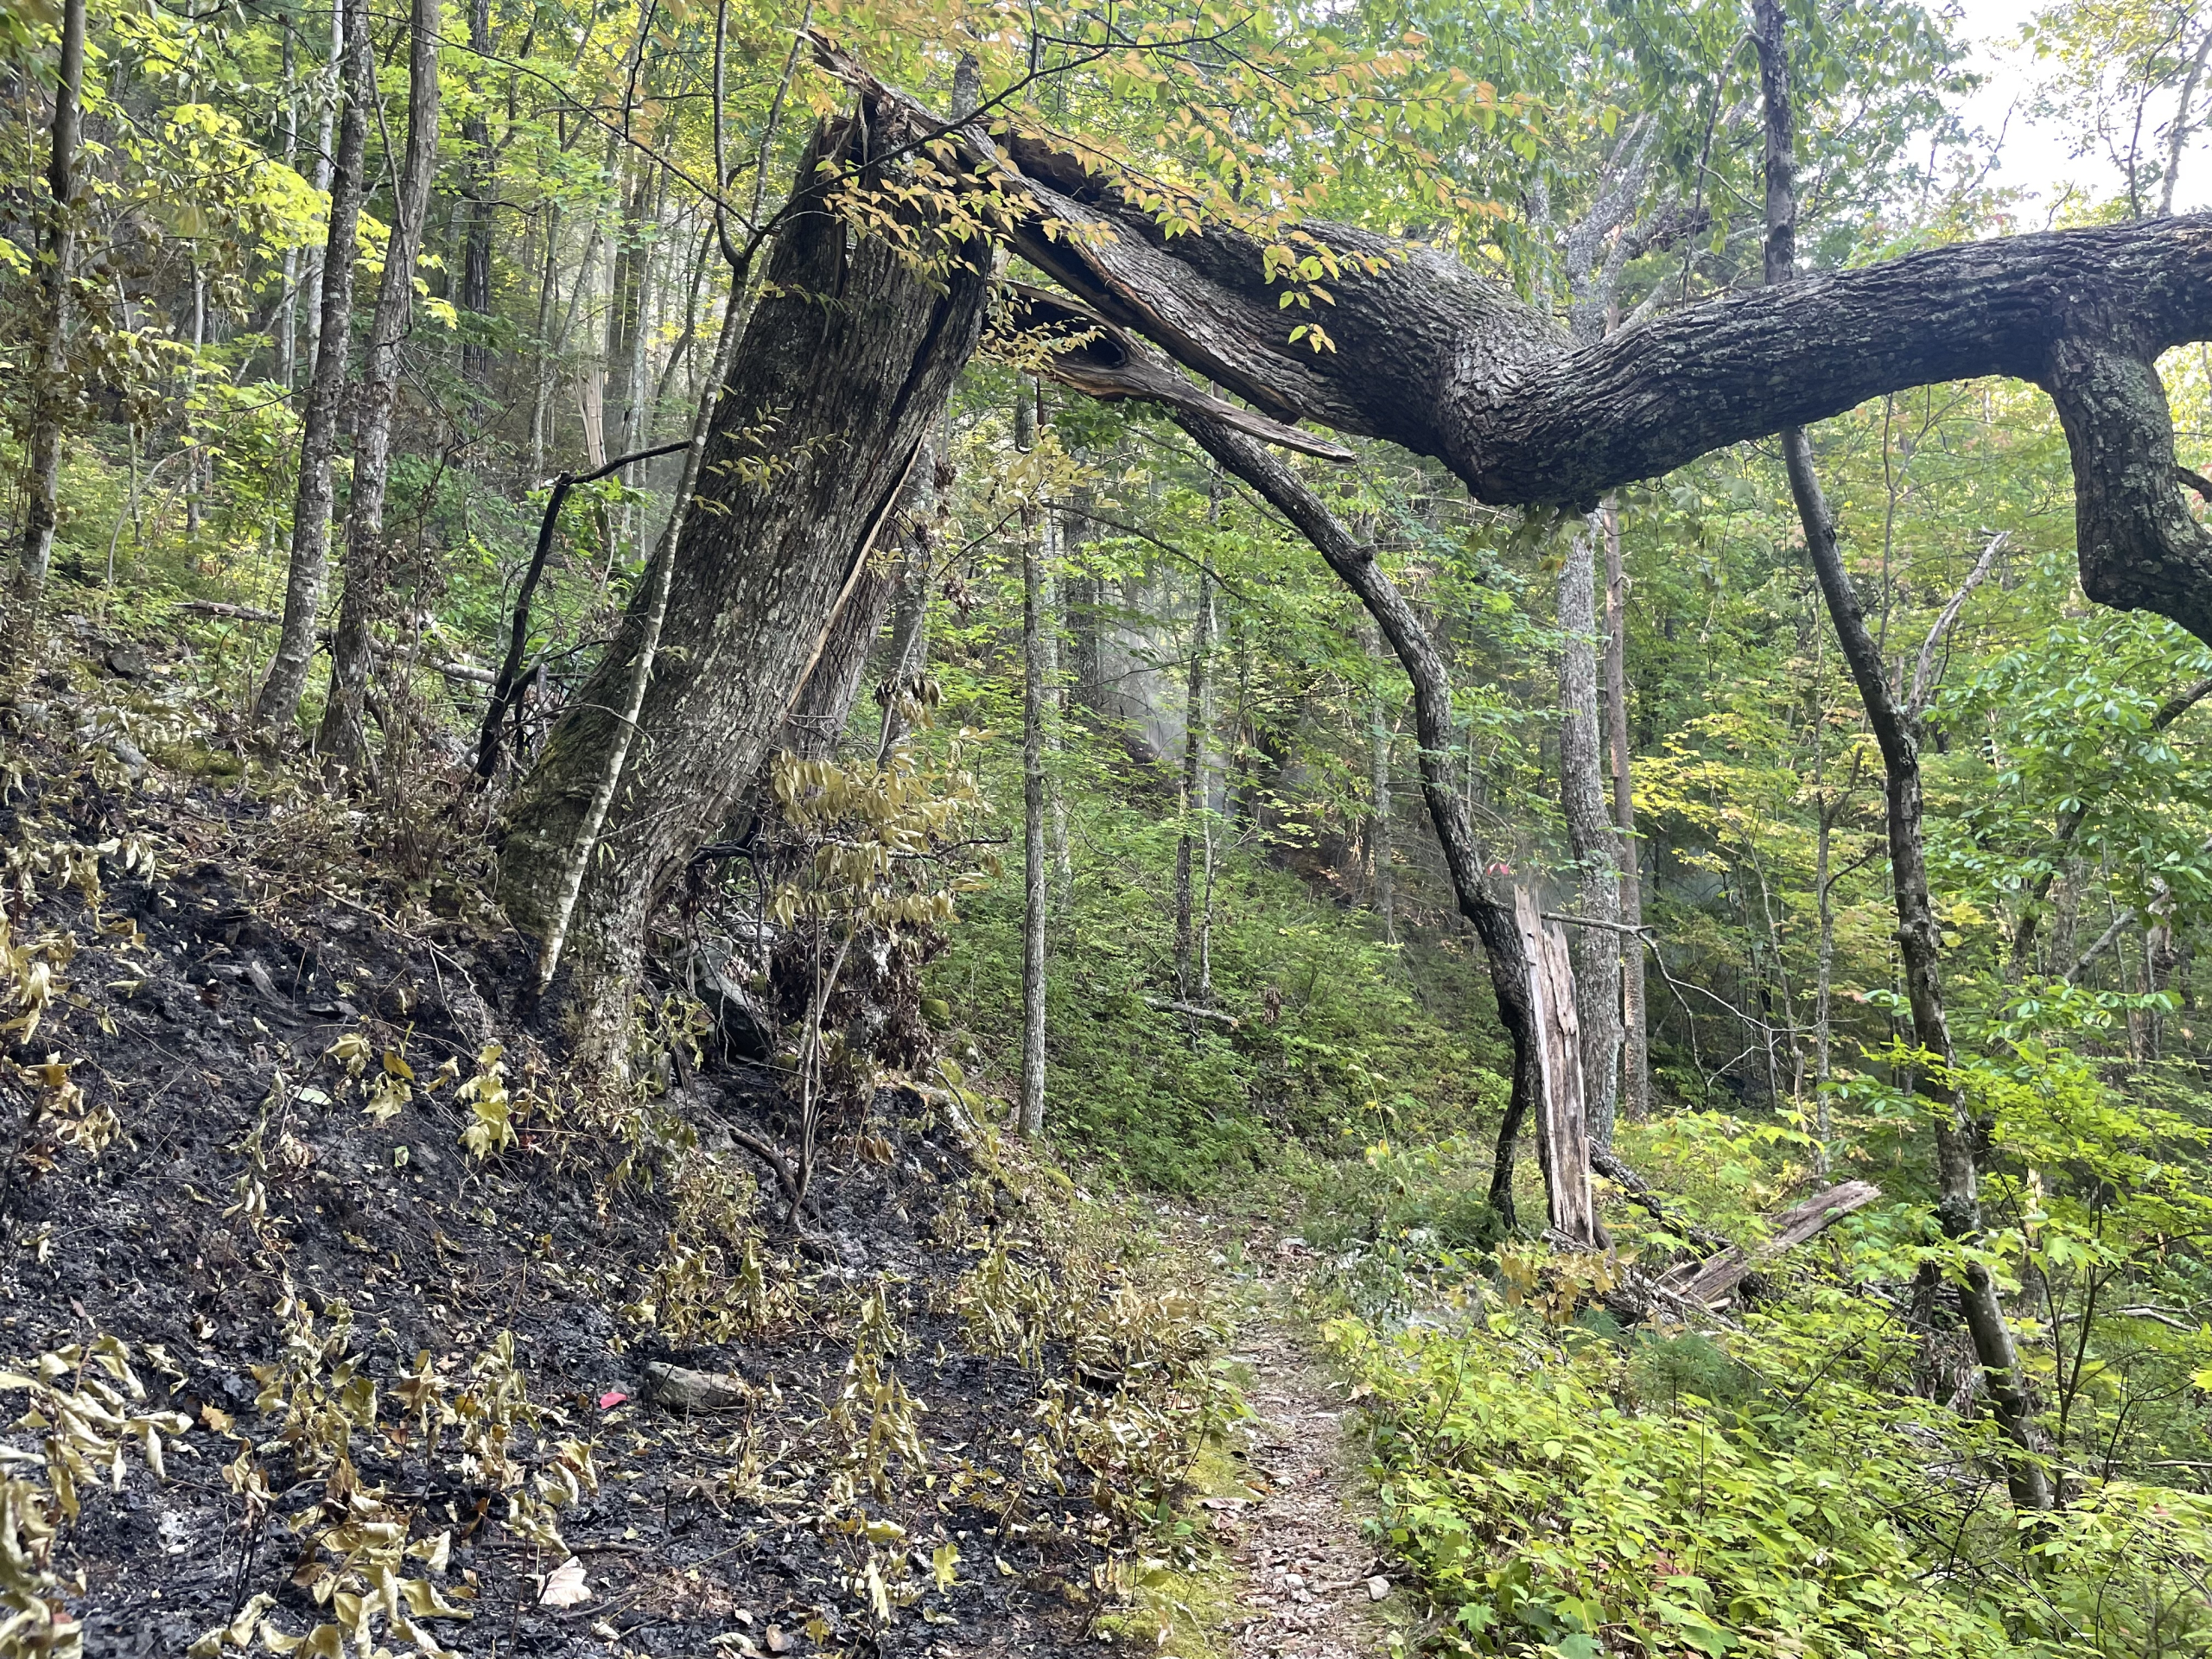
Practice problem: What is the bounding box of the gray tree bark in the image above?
[498,105,992,1047]
[1560,516,1624,1148]
[1363,619,1396,946]
[1020,502,1050,1138]
[459,0,496,387]
[1603,503,1649,1122]
[316,0,441,772]
[1173,560,1215,1002]
[9,0,85,669]
[255,0,368,728]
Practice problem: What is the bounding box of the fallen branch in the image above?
[1142,995,1239,1028]
[1659,1179,1882,1306]
[1590,1147,1732,1255]
[172,601,498,684]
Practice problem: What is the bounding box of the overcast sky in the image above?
[1950,0,2209,217]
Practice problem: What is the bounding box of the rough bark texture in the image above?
[1168,410,1548,1232]
[1019,519,1049,1139]
[10,0,84,668]
[256,0,367,729]
[874,441,942,759]
[1560,518,1624,1147]
[1603,503,1649,1122]
[316,0,441,771]
[780,558,897,760]
[830,43,2212,648]
[498,108,991,1035]
[1757,0,2050,1512]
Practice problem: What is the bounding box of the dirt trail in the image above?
[1217,1301,1395,1659]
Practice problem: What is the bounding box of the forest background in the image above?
[7,0,2212,1650]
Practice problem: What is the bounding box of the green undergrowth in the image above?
[1300,1035,2212,1659]
[925,792,1509,1193]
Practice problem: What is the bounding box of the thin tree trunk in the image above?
[277,21,301,391]
[9,0,85,667]
[530,277,747,1001]
[2160,26,2212,217]
[301,2,339,384]
[1170,410,1548,1230]
[254,0,367,731]
[1174,556,1215,1002]
[459,0,495,387]
[1560,514,1624,1148]
[184,267,207,537]
[874,442,939,759]
[1602,499,1649,1121]
[528,202,563,480]
[1757,0,2051,1512]
[1363,618,1397,945]
[1020,499,1050,1138]
[316,0,442,773]
[1812,623,1838,1173]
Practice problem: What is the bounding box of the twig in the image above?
[2066,910,2135,985]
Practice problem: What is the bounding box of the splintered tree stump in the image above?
[1662,1180,1882,1306]
[1517,888,1596,1246]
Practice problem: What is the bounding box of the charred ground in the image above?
[0,626,1231,1659]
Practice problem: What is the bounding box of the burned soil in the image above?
[0,645,1229,1658]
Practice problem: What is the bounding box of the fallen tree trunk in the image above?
[1660,1179,1881,1306]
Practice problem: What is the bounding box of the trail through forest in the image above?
[1218,1268,1394,1659]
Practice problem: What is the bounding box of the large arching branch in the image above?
[819,38,2212,644]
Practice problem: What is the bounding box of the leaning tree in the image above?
[503,37,2212,1114]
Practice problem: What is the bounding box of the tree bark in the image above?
[1173,559,1214,1001]
[1363,619,1396,946]
[300,3,340,386]
[1020,501,1050,1139]
[498,105,991,1044]
[780,550,897,760]
[830,43,2212,649]
[1756,0,2050,1512]
[1560,516,1624,1147]
[1167,410,1548,1231]
[255,0,366,731]
[9,0,85,669]
[276,22,301,391]
[1603,501,1649,1121]
[528,280,747,1004]
[459,0,496,388]
[874,440,941,759]
[315,0,441,772]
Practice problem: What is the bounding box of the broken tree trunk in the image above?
[1518,888,1597,1247]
